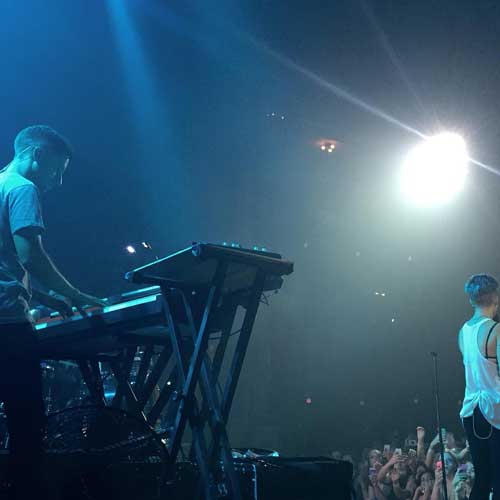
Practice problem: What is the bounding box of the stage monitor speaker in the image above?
[257,457,352,500]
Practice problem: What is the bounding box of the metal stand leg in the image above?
[112,346,137,408]
[210,271,266,462]
[77,360,106,405]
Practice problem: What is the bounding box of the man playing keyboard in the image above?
[0,125,103,499]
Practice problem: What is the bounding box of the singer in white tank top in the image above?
[460,273,500,500]
[459,317,500,427]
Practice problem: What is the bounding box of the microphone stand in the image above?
[431,352,448,500]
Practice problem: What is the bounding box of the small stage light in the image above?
[400,132,469,207]
[126,245,136,254]
[316,139,338,153]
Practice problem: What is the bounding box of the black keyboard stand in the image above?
[135,265,265,499]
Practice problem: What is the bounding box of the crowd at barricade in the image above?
[333,427,473,500]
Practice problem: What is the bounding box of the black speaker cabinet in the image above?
[256,457,352,500]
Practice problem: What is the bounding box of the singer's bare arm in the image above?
[496,328,500,376]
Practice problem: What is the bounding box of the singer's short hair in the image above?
[14,125,72,160]
[465,274,499,307]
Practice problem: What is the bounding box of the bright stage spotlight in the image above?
[400,132,469,207]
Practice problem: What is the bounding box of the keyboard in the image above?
[126,243,293,292]
[36,287,168,359]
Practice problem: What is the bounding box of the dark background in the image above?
[2,0,500,456]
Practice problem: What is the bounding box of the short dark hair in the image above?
[465,274,499,307]
[14,125,72,160]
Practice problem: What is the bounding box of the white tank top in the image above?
[460,318,500,428]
